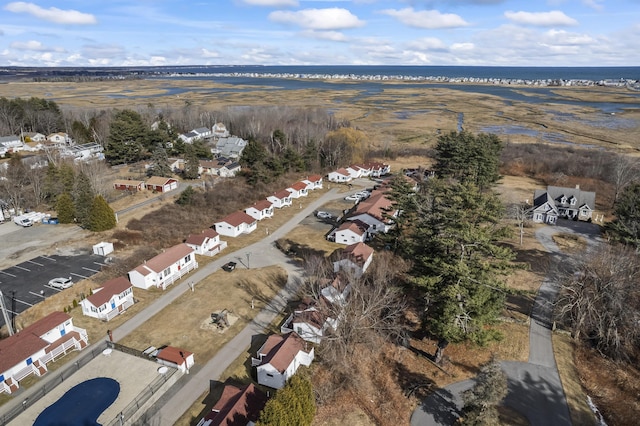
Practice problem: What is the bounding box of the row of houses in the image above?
[177,123,230,144]
[213,175,323,238]
[327,162,391,183]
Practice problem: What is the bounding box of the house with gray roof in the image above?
[531,185,596,224]
[211,137,247,159]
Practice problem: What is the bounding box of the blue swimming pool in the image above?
[34,377,120,426]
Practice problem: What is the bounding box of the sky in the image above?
[0,0,639,67]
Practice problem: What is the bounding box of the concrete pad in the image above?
[9,350,165,425]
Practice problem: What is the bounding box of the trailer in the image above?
[13,211,47,227]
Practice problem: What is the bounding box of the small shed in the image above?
[93,242,114,256]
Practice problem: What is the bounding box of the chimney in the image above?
[575,184,580,190]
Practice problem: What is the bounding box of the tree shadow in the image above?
[501,361,572,426]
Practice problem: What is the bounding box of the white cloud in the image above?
[407,37,448,51]
[451,42,474,51]
[504,10,577,27]
[543,29,594,46]
[269,8,364,30]
[240,0,299,6]
[201,48,220,58]
[582,0,604,11]
[380,8,468,29]
[10,40,64,52]
[5,2,97,25]
[301,30,348,41]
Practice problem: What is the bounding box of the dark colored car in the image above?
[222,261,237,272]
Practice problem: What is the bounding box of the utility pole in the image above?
[0,290,14,336]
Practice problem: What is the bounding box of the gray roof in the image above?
[194,127,210,134]
[0,135,20,143]
[215,137,247,157]
[534,185,596,210]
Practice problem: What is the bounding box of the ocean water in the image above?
[148,65,640,82]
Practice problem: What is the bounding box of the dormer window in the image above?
[570,197,577,206]
[560,196,567,204]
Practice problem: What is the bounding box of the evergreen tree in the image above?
[148,145,172,177]
[607,182,640,249]
[434,131,503,190]
[461,358,507,426]
[44,163,61,199]
[256,370,315,426]
[392,179,514,345]
[183,145,200,180]
[303,140,319,171]
[73,171,95,227]
[175,185,196,206]
[240,138,268,168]
[88,195,116,232]
[105,109,148,164]
[55,192,75,224]
[58,163,76,194]
[282,146,305,172]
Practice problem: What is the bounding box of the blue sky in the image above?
[1,0,639,67]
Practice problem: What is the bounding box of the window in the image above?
[266,373,274,377]
[163,267,171,278]
[570,197,577,205]
[184,254,191,263]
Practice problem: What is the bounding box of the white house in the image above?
[0,312,88,394]
[346,164,366,179]
[327,168,352,183]
[321,276,351,307]
[281,301,332,345]
[0,135,26,154]
[214,211,258,237]
[334,220,368,245]
[212,123,230,139]
[47,132,71,145]
[333,242,374,278]
[23,132,46,142]
[156,345,195,374]
[197,383,266,426]
[128,243,198,290]
[302,174,323,190]
[60,143,104,162]
[286,181,309,199]
[245,200,274,221]
[178,127,212,144]
[81,276,134,321]
[267,190,293,209]
[347,191,397,234]
[185,228,227,256]
[219,162,241,178]
[251,332,314,389]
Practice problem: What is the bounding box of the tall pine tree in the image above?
[88,195,116,231]
[73,171,95,227]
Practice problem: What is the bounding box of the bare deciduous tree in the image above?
[555,244,640,361]
[301,252,409,388]
[611,154,640,208]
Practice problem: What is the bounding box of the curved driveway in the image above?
[411,220,601,426]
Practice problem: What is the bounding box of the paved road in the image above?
[108,187,347,424]
[411,220,601,426]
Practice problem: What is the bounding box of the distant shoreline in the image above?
[2,65,639,89]
[154,71,639,89]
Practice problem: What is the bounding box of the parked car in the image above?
[344,194,360,201]
[222,261,237,272]
[48,277,73,289]
[316,211,332,219]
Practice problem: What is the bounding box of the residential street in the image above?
[109,187,346,424]
[411,221,602,426]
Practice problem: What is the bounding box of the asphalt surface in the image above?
[411,220,602,426]
[0,253,104,329]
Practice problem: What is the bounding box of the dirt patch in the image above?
[552,233,588,253]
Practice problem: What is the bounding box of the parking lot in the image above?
[0,253,105,329]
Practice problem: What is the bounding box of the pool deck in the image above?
[9,351,164,425]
